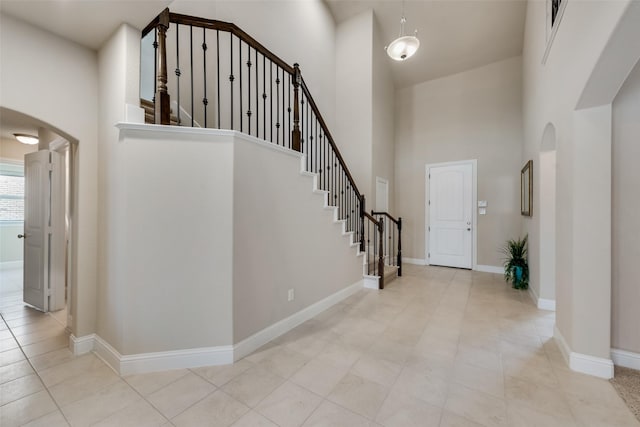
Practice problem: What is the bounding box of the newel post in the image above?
[292,63,302,152]
[155,8,171,125]
[359,195,366,253]
[378,219,385,290]
[397,217,402,277]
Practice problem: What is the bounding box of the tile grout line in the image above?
[0,310,72,426]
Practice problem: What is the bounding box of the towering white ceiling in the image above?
[326,0,527,88]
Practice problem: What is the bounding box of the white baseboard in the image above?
[537,298,556,311]
[554,325,614,379]
[611,348,640,370]
[233,279,364,360]
[475,265,504,274]
[71,279,364,375]
[404,258,426,266]
[527,286,556,311]
[0,261,23,271]
[70,334,96,355]
[363,275,379,290]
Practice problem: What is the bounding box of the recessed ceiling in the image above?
[326,0,527,88]
[0,0,171,50]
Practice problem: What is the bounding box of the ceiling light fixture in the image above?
[14,133,39,145]
[386,1,420,61]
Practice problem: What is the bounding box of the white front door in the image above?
[23,150,64,312]
[428,163,473,269]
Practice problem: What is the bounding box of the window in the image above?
[0,162,25,222]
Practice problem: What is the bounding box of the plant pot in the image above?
[512,265,523,289]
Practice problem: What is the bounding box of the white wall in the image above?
[111,125,361,354]
[335,10,374,201]
[371,16,395,212]
[97,24,142,352]
[167,0,336,129]
[395,56,523,267]
[113,126,234,354]
[612,58,640,355]
[522,0,640,367]
[233,136,363,342]
[0,13,99,337]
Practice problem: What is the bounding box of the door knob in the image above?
[17,234,27,239]
[467,228,471,231]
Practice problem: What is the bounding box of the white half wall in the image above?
[111,125,362,358]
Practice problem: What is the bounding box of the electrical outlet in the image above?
[287,289,295,302]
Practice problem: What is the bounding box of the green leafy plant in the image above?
[502,235,529,289]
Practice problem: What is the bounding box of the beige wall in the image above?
[0,138,37,160]
[522,0,640,364]
[612,58,640,355]
[233,136,363,342]
[335,10,374,200]
[96,24,142,352]
[0,13,99,337]
[113,127,235,354]
[168,0,337,129]
[371,16,395,213]
[111,126,361,353]
[395,56,523,267]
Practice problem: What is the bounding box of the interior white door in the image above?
[428,163,473,268]
[375,177,389,212]
[22,150,63,312]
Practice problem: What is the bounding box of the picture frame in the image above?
[521,160,533,217]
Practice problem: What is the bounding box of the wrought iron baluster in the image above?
[230,34,234,129]
[202,28,208,128]
[239,40,243,132]
[190,26,194,127]
[175,24,181,125]
[276,68,280,145]
[216,30,220,128]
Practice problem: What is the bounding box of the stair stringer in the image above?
[298,156,364,258]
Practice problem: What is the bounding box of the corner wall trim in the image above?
[554,325,614,379]
[70,334,96,355]
[611,348,640,370]
[475,265,504,274]
[233,279,364,361]
[404,258,427,266]
[528,286,556,311]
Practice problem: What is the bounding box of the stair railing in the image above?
[142,9,406,275]
[362,212,385,289]
[371,211,402,277]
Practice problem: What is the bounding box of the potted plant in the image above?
[502,235,529,289]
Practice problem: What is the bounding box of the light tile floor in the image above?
[1,264,638,426]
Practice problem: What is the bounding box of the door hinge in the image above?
[428,226,430,231]
[428,253,430,258]
[428,200,430,205]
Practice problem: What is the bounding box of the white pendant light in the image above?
[386,2,419,61]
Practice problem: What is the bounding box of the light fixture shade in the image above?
[387,35,420,61]
[14,133,39,145]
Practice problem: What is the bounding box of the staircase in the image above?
[141,8,401,289]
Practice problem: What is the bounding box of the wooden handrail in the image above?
[371,211,399,224]
[362,212,380,225]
